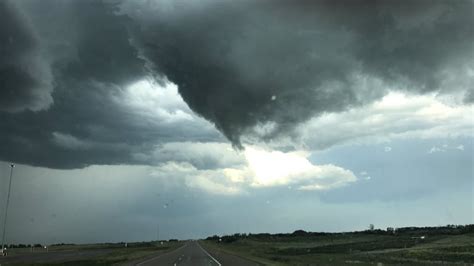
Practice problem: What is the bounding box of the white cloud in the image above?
[428,144,466,154]
[122,79,193,122]
[243,146,356,190]
[115,79,216,135]
[384,146,392,152]
[298,92,473,150]
[428,146,445,154]
[359,171,372,180]
[150,161,244,195]
[244,147,313,187]
[185,171,243,195]
[148,143,357,195]
[295,165,358,191]
[148,142,245,169]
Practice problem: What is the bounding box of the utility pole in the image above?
[1,163,15,256]
[156,222,160,242]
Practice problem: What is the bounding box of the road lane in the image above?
[136,241,220,266]
[134,241,259,266]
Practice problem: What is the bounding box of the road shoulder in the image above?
[199,241,264,266]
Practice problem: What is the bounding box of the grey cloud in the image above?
[0,0,472,168]
[125,0,473,147]
[0,0,222,169]
[464,89,474,103]
[51,132,92,150]
[295,92,473,151]
[148,142,245,170]
[0,0,53,112]
[0,79,222,168]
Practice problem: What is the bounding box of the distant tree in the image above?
[206,235,220,241]
[292,230,308,236]
[221,235,239,243]
[369,224,375,231]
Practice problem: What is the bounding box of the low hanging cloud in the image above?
[124,0,474,147]
[147,142,245,170]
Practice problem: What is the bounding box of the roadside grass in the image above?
[94,244,176,264]
[203,232,474,265]
[4,241,184,266]
[201,240,278,266]
[12,261,112,266]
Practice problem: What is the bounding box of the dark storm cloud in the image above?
[125,0,473,147]
[0,0,472,168]
[0,0,221,168]
[0,0,143,168]
[0,0,53,112]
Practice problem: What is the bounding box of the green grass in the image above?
[13,261,113,266]
[203,232,474,265]
[5,241,184,266]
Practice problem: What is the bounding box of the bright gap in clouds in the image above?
[243,146,357,190]
[119,81,472,196]
[119,79,358,195]
[245,147,313,186]
[120,81,473,196]
[150,144,359,195]
[122,79,194,122]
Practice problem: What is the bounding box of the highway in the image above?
[134,241,258,266]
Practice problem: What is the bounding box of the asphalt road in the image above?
[134,241,258,266]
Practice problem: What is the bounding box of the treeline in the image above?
[4,243,53,248]
[206,224,474,243]
[362,224,474,236]
[5,239,181,249]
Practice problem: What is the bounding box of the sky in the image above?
[0,0,473,244]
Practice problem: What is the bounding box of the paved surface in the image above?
[204,245,260,266]
[134,241,258,266]
[0,242,259,266]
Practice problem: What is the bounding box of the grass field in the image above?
[1,241,184,266]
[203,226,474,265]
[3,225,472,265]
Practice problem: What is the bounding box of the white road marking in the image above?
[136,243,187,266]
[196,242,221,266]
